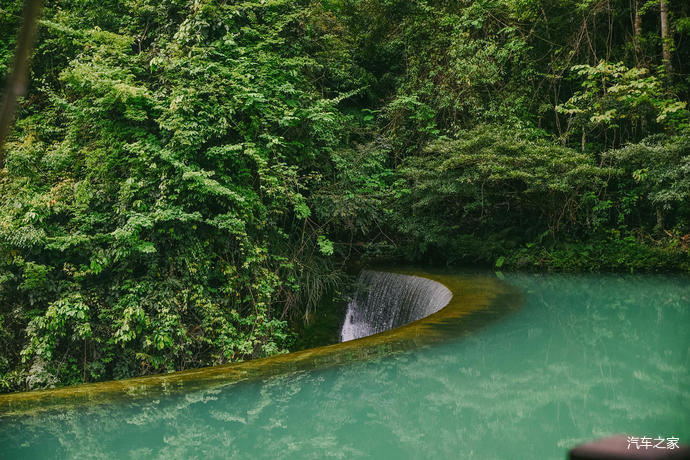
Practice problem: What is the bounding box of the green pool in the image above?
[1,271,688,459]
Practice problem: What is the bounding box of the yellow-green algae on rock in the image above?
[0,270,521,417]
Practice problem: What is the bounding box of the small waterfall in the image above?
[340,270,453,342]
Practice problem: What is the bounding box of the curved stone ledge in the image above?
[0,270,522,417]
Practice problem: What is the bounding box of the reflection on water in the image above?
[1,273,688,459]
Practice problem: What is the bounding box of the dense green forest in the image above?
[0,0,688,392]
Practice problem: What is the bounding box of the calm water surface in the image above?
[1,273,688,459]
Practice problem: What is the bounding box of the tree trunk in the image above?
[0,0,43,166]
[633,0,643,64]
[660,0,672,76]
[581,126,586,152]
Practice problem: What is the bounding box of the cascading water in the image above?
[340,270,453,342]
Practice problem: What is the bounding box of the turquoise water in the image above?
[1,273,688,459]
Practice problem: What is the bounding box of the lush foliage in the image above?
[1,0,688,391]
[0,0,357,391]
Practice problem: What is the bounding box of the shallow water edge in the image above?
[0,270,522,417]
